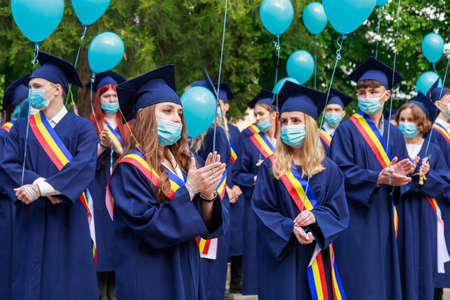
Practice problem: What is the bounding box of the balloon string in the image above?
[31,43,39,65]
[433,63,437,73]
[90,73,101,133]
[314,37,319,89]
[65,26,88,107]
[272,34,281,112]
[212,0,228,169]
[301,36,344,211]
[21,95,32,185]
[375,7,383,59]
[425,57,450,156]
[386,0,402,154]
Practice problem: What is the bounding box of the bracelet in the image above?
[200,192,217,202]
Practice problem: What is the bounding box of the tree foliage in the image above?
[0,0,448,119]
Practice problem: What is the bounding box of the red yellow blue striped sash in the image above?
[230,143,238,163]
[426,196,450,273]
[103,121,123,150]
[28,111,97,265]
[320,129,332,148]
[1,120,15,133]
[249,131,275,160]
[279,164,346,300]
[288,166,345,300]
[349,111,391,168]
[433,123,450,144]
[244,124,260,136]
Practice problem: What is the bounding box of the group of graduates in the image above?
[0,49,449,300]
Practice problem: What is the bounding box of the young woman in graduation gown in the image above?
[232,88,277,295]
[0,52,99,300]
[252,82,349,300]
[395,95,450,300]
[109,65,227,300]
[88,71,128,300]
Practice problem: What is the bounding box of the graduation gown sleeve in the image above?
[232,138,257,189]
[110,162,221,249]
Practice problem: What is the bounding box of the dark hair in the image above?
[357,79,384,90]
[396,102,432,135]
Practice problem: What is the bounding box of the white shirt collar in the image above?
[323,122,336,137]
[49,106,68,128]
[435,117,450,133]
[161,149,184,180]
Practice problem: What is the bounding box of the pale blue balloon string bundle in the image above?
[65,25,88,106]
[375,6,384,59]
[301,36,345,210]
[273,34,281,111]
[424,57,449,156]
[386,0,402,154]
[314,38,319,89]
[212,0,228,169]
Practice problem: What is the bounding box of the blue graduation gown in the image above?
[227,123,245,257]
[109,156,226,300]
[430,128,450,287]
[251,158,349,300]
[330,117,408,300]
[232,134,274,295]
[88,149,116,272]
[0,129,14,300]
[398,142,449,300]
[0,113,99,300]
[197,126,231,300]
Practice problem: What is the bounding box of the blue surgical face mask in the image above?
[445,105,450,119]
[281,124,306,148]
[101,102,120,114]
[325,113,342,127]
[29,89,49,109]
[398,122,419,138]
[256,120,272,132]
[157,119,182,146]
[358,92,385,115]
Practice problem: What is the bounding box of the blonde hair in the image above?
[272,113,325,179]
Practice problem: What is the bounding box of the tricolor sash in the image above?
[320,129,332,148]
[426,196,450,273]
[433,123,450,144]
[279,164,346,300]
[106,150,224,259]
[350,111,399,238]
[244,124,260,136]
[1,120,15,133]
[230,143,238,163]
[249,130,275,160]
[103,121,123,150]
[28,112,97,265]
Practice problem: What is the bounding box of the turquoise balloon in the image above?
[303,2,328,36]
[181,87,217,138]
[286,50,315,85]
[72,0,110,26]
[376,0,388,6]
[422,32,445,64]
[260,0,294,35]
[273,77,299,95]
[323,0,376,35]
[416,71,443,95]
[88,32,124,73]
[11,0,64,42]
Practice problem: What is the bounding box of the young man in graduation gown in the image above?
[251,82,349,300]
[0,73,31,300]
[330,57,415,300]
[232,88,277,295]
[109,65,227,300]
[430,85,450,299]
[0,52,99,300]
[319,88,352,155]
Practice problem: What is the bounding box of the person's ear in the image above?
[342,110,346,118]
[381,89,391,104]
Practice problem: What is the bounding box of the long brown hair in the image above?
[89,84,130,142]
[272,113,325,179]
[125,105,192,203]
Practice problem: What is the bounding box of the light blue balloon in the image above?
[422,32,445,64]
[11,0,64,42]
[260,0,294,35]
[88,32,125,73]
[72,0,110,26]
[286,50,315,85]
[273,77,300,95]
[376,0,388,6]
[323,0,376,35]
[303,2,328,36]
[416,71,443,95]
[181,87,217,138]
